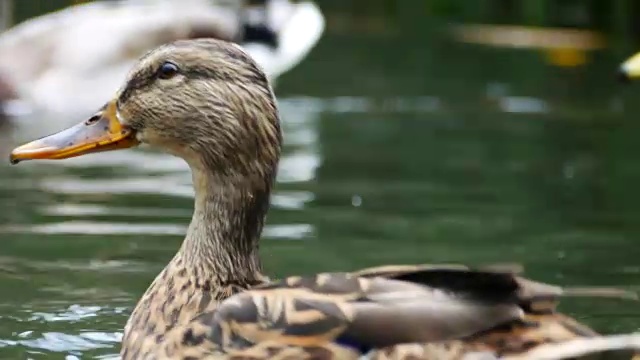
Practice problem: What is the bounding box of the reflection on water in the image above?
[0,31,640,358]
[0,304,123,358]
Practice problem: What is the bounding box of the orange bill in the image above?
[9,100,138,164]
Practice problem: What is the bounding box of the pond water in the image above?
[0,24,639,359]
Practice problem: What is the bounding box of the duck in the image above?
[9,39,640,359]
[0,0,324,120]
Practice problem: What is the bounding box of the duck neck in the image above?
[175,166,272,284]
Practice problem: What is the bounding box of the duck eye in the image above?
[157,62,179,80]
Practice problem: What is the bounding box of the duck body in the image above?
[9,39,640,360]
[0,0,324,120]
[120,263,632,360]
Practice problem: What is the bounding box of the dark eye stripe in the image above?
[117,68,155,106]
[117,62,177,105]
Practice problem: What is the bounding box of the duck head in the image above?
[10,39,282,188]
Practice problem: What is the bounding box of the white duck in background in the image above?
[0,0,324,123]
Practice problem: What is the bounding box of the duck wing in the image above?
[151,265,636,359]
[210,268,525,351]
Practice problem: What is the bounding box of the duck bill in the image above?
[620,52,640,82]
[9,100,138,164]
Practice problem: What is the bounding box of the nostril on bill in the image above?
[85,114,101,126]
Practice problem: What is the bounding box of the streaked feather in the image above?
[150,265,638,359]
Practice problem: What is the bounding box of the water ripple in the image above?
[28,305,114,322]
[0,331,121,352]
[0,305,124,356]
[1,221,314,240]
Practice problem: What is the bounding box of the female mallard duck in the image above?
[9,39,640,359]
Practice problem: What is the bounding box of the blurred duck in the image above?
[0,0,324,121]
[11,39,640,359]
[619,52,640,82]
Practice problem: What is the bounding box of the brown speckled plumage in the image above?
[15,39,640,359]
